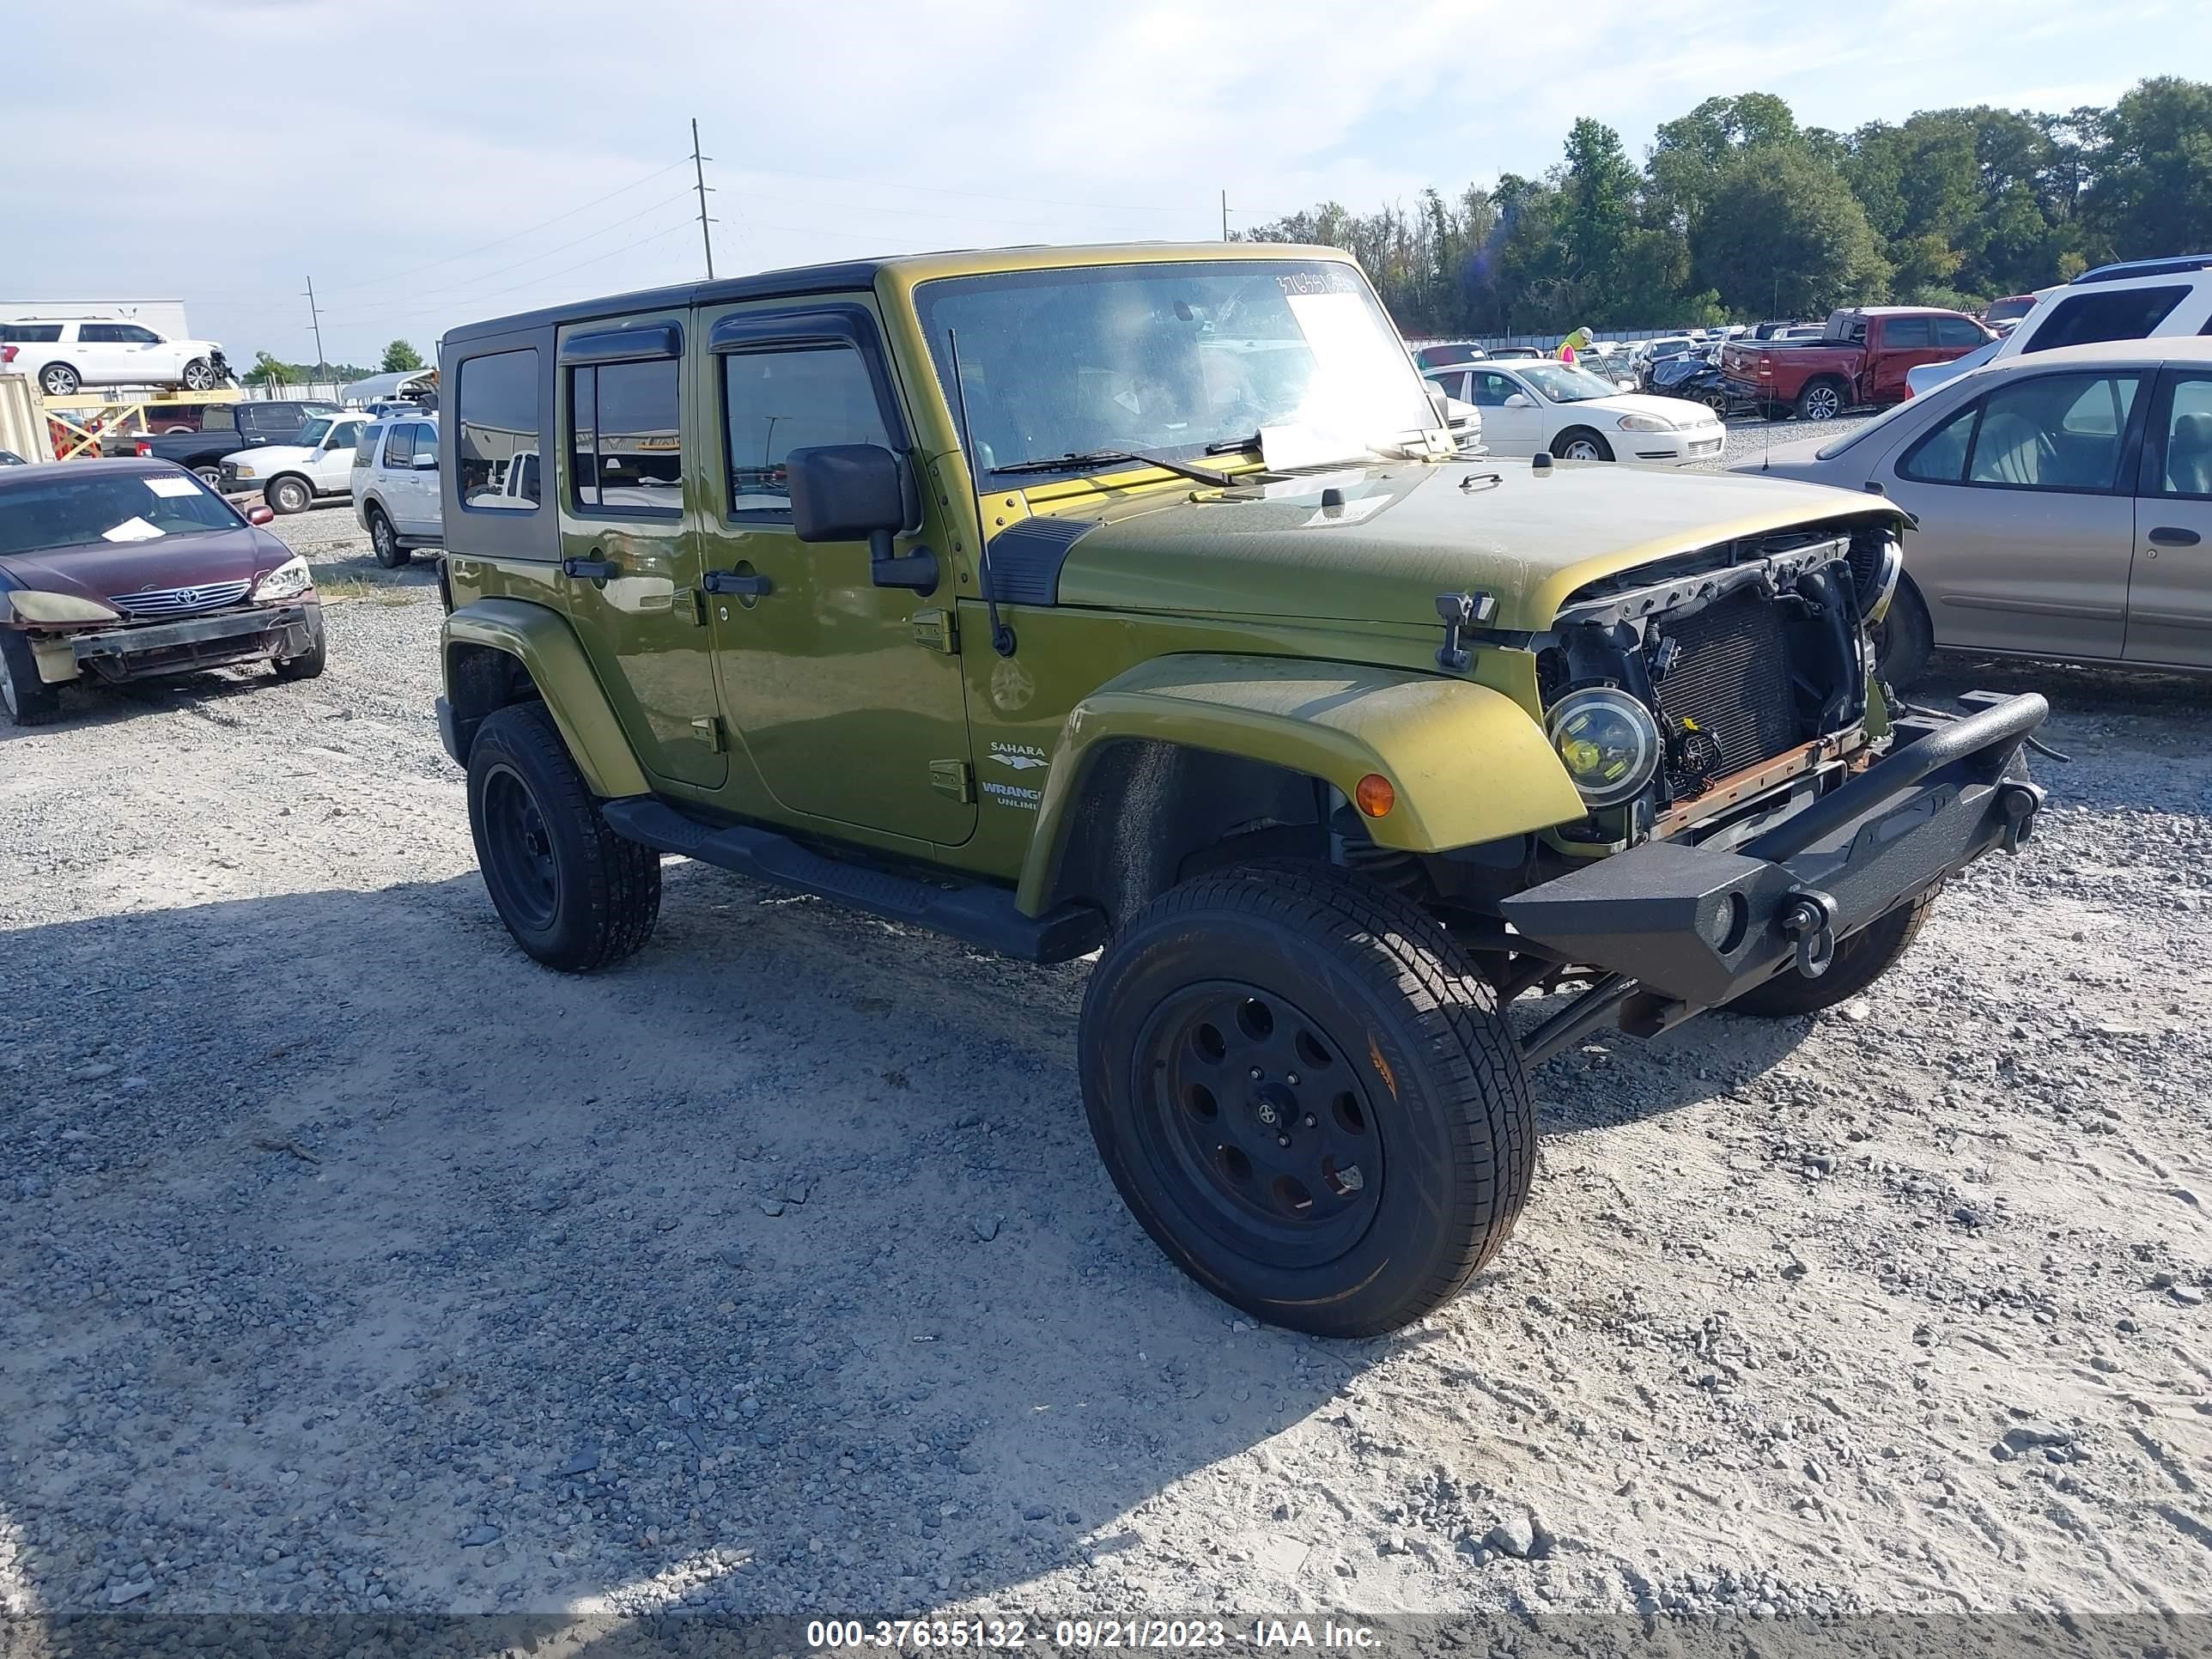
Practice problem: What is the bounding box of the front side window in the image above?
[720,344,891,515]
[2155,376,2212,498]
[914,258,1439,476]
[1899,372,2141,491]
[1882,317,1935,349]
[1935,317,1987,349]
[570,357,680,517]
[457,348,539,511]
[2022,287,2187,353]
[115,325,161,344]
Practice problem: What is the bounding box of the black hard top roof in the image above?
[443,259,886,349]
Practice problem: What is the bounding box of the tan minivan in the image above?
[1739,338,2212,684]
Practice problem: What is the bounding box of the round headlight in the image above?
[1860,535,1904,623]
[1547,687,1662,808]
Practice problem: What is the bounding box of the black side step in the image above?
[599,798,1108,966]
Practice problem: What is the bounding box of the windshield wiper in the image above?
[990,447,1237,488]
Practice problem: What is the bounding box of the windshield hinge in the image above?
[911,607,959,654]
[928,759,975,804]
[1434,591,1495,673]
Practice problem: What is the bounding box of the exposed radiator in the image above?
[1651,590,1798,774]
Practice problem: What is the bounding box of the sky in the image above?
[3,0,2206,372]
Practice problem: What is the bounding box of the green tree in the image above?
[242,350,292,388]
[380,339,425,373]
[1694,146,1889,317]
[1647,92,1801,229]
[2082,77,2212,259]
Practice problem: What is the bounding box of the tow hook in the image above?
[1996,781,2045,854]
[1778,890,1839,979]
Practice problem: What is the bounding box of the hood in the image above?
[1727,434,1852,486]
[1042,459,1901,633]
[1572,392,1719,426]
[0,524,294,606]
[227,443,316,468]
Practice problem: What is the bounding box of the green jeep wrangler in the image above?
[433,242,2045,1336]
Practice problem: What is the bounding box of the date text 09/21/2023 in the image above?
[804,1620,1380,1650]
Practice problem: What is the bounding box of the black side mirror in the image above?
[786,443,938,594]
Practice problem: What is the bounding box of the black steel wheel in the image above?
[1081,862,1536,1337]
[465,701,660,972]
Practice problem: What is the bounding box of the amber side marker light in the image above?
[1355,774,1395,817]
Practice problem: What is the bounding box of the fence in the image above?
[1408,326,1719,352]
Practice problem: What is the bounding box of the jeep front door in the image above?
[694,298,975,846]
[553,316,726,791]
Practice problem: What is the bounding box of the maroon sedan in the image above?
[0,458,325,725]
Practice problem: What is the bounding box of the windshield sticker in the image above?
[101,516,166,543]
[144,477,200,499]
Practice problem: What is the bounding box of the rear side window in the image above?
[1899,372,2142,491]
[570,358,680,517]
[382,424,417,468]
[2021,286,2188,353]
[1882,317,1935,349]
[0,324,63,343]
[78,323,130,343]
[457,348,540,512]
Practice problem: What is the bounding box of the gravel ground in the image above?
[3,483,2210,1632]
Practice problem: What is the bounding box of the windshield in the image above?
[1516,362,1621,403]
[914,258,1440,474]
[0,471,238,557]
[1985,296,2036,323]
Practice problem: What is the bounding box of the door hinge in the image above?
[911,607,959,654]
[683,586,708,625]
[928,759,974,803]
[690,715,726,753]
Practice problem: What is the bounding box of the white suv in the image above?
[352,412,446,567]
[0,319,232,398]
[1992,255,2212,363]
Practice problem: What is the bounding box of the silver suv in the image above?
[350,412,443,568]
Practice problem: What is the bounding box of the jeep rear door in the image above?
[552,313,727,792]
[691,294,977,847]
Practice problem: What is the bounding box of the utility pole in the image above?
[691,118,717,280]
[1220,188,1231,242]
[303,275,329,398]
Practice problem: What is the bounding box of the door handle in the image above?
[2148,526,2202,547]
[562,556,618,580]
[703,569,772,597]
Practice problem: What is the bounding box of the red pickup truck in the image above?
[1720,306,1993,422]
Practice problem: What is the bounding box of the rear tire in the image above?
[39,362,79,398]
[1079,862,1537,1338]
[0,631,62,726]
[1874,576,1935,690]
[1796,380,1845,422]
[1728,890,1938,1018]
[1553,428,1614,463]
[192,465,224,488]
[368,506,410,568]
[267,475,313,515]
[466,701,661,973]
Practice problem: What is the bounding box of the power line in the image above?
[317,158,691,295]
[319,219,701,325]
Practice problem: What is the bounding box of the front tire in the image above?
[466,702,661,973]
[1728,890,1938,1018]
[39,362,80,398]
[368,506,410,568]
[270,619,325,681]
[0,631,62,726]
[181,358,218,392]
[1079,863,1537,1338]
[1874,575,1935,690]
[1553,428,1614,462]
[267,475,313,515]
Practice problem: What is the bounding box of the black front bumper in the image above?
[70,603,319,684]
[1499,693,2047,1009]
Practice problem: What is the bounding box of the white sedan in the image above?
[1423,361,1727,465]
